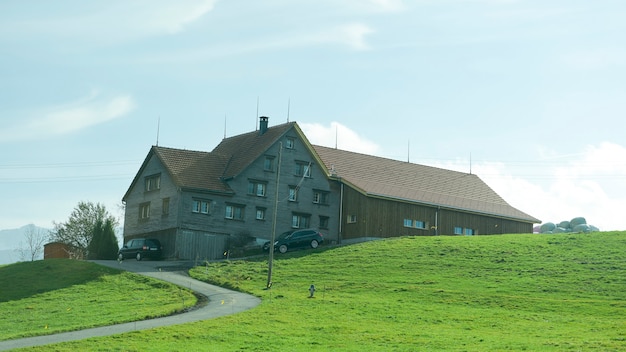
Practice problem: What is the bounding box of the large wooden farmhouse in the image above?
[122,117,539,260]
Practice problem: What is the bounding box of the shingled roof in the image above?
[212,121,296,179]
[313,145,539,223]
[123,122,297,200]
[152,146,232,193]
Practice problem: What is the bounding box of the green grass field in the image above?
[0,259,197,341]
[8,232,626,351]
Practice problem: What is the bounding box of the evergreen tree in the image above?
[100,218,119,259]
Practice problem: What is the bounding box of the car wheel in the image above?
[136,252,142,261]
[310,239,319,249]
[279,244,288,254]
[118,253,124,261]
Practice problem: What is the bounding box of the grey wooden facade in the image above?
[122,120,339,260]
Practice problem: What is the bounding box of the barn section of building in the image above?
[313,145,540,240]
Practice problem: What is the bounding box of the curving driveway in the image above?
[0,260,261,351]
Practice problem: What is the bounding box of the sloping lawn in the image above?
[16,232,626,351]
[0,259,197,341]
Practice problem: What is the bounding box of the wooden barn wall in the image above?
[340,185,534,240]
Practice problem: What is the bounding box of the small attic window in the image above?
[145,174,161,192]
[285,137,295,149]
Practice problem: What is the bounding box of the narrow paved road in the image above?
[0,260,261,351]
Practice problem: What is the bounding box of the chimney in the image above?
[259,116,269,135]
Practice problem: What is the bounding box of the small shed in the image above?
[44,242,71,259]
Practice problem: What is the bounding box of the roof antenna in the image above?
[407,139,410,163]
[223,113,227,139]
[470,152,472,174]
[156,116,160,146]
[256,96,260,131]
[335,123,338,149]
[287,98,291,122]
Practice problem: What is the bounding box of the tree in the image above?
[87,218,119,260]
[49,201,118,259]
[16,224,47,261]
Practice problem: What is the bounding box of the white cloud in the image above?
[2,0,216,43]
[0,92,135,142]
[561,48,626,70]
[429,142,626,231]
[300,121,380,155]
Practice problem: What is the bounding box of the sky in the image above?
[1,0,625,232]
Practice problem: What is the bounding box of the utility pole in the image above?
[266,142,283,289]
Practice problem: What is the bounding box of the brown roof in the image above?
[123,122,297,200]
[313,145,539,223]
[212,122,296,179]
[152,146,232,193]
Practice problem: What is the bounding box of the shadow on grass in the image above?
[0,259,121,302]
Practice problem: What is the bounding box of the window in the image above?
[263,156,275,171]
[313,190,329,205]
[319,216,329,229]
[139,202,150,220]
[225,204,244,220]
[162,198,170,216]
[295,162,311,177]
[248,180,267,197]
[292,213,311,228]
[347,215,357,224]
[192,199,211,214]
[256,207,266,220]
[403,219,413,227]
[454,227,475,235]
[285,137,295,149]
[288,186,298,202]
[414,220,426,229]
[144,174,161,192]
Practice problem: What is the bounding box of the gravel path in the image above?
[0,260,261,351]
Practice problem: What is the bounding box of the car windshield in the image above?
[276,231,293,240]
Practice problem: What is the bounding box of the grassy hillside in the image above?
[0,259,197,341]
[17,232,626,351]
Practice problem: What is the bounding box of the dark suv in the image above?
[263,229,324,254]
[118,238,163,261]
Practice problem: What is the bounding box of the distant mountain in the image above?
[0,225,51,265]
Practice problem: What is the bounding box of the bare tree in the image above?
[16,225,47,261]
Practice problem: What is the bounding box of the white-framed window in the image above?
[139,202,150,220]
[313,190,329,205]
[292,213,311,228]
[144,174,161,192]
[256,208,266,220]
[347,215,357,224]
[264,156,275,171]
[295,162,311,178]
[248,180,267,197]
[285,137,295,149]
[192,199,211,214]
[415,220,426,229]
[464,228,475,236]
[403,219,413,227]
[454,227,463,235]
[288,186,298,202]
[225,204,244,220]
